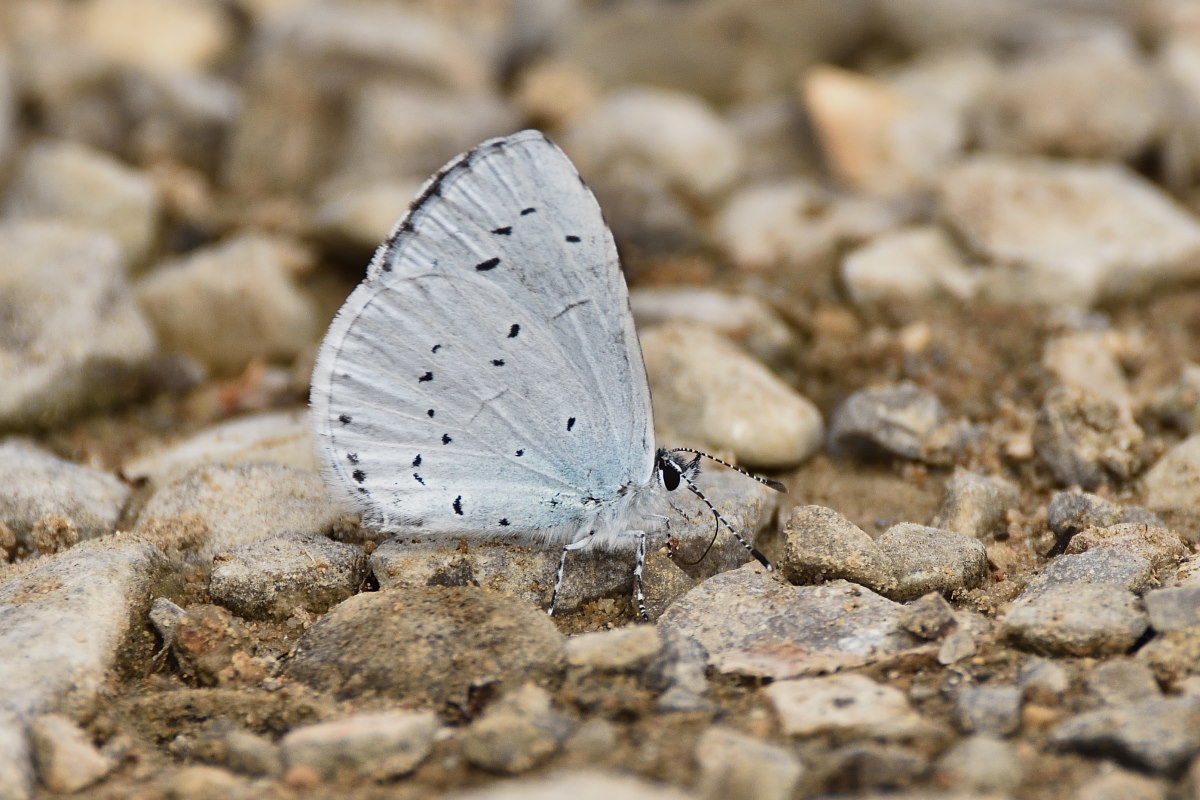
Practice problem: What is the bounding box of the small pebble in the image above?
[766,673,943,742]
[780,504,898,594]
[461,684,571,774]
[975,36,1158,161]
[0,221,156,428]
[30,714,116,794]
[1033,387,1144,490]
[565,626,661,671]
[1142,433,1200,513]
[898,592,958,640]
[281,711,438,781]
[934,735,1023,795]
[877,522,989,600]
[659,566,922,680]
[694,726,803,800]
[712,180,838,273]
[841,226,977,309]
[953,686,1022,736]
[565,86,742,199]
[1144,587,1200,633]
[1003,583,1148,657]
[931,468,1019,539]
[828,381,973,463]
[1086,659,1162,706]
[134,463,345,561]
[3,140,160,263]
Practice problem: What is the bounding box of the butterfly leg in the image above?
[548,534,594,617]
[632,529,648,620]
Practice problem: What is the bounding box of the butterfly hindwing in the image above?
[310,131,656,536]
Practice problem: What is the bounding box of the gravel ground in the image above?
[4,1,1200,798]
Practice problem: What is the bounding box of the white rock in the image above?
[765,673,939,739]
[311,179,422,252]
[30,714,115,794]
[0,439,129,555]
[335,86,519,185]
[641,323,822,469]
[1142,433,1200,512]
[0,221,156,428]
[122,409,316,488]
[1042,331,1130,407]
[711,180,838,272]
[3,140,160,264]
[841,226,978,308]
[695,726,803,800]
[444,768,695,800]
[136,235,317,375]
[0,538,166,799]
[133,462,346,560]
[801,64,965,195]
[629,287,795,367]
[565,86,742,198]
[939,156,1200,307]
[976,36,1160,161]
[281,711,438,780]
[76,0,235,72]
[565,625,661,670]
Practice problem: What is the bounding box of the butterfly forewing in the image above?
[310,130,655,536]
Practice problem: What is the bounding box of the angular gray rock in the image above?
[1002,583,1148,656]
[209,531,366,620]
[657,566,923,679]
[1034,387,1144,490]
[1049,697,1200,773]
[877,523,989,600]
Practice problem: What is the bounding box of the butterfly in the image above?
[310,130,784,618]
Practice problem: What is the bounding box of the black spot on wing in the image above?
[427,409,435,418]
[515,449,524,456]
[492,359,505,367]
[432,344,442,353]
[338,414,352,425]
[414,473,425,485]
[508,324,520,338]
[442,433,452,445]
[566,417,576,431]
[412,454,421,467]
[352,469,366,483]
[491,226,512,235]
[346,453,358,464]
[565,235,580,243]
[499,518,510,526]
[419,371,433,383]
[453,496,463,515]
[476,257,500,271]
[520,207,536,216]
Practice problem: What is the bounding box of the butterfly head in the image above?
[655,448,701,492]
